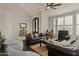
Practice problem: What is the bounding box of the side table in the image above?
[0,44,8,56]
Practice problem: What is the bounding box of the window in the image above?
[64,16,73,35]
[49,14,73,35]
[56,16,73,35]
[76,14,79,35]
[65,16,72,25]
[57,17,64,25]
[57,17,64,32]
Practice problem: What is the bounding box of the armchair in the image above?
[4,39,40,56]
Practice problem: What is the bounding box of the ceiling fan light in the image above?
[47,6,50,9]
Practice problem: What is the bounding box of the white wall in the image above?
[0,9,7,37]
[48,18,53,31]
[0,9,13,39]
[12,11,32,38]
[0,8,32,39]
[40,11,48,33]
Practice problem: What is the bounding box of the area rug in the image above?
[30,43,48,56]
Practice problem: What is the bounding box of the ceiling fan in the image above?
[39,3,62,10]
[46,3,61,9]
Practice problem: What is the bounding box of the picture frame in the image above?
[20,23,27,29]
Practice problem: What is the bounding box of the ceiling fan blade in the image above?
[53,4,61,6]
[50,3,54,6]
[47,3,54,6]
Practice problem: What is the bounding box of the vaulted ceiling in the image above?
[0,3,79,17]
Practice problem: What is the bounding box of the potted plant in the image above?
[0,31,6,45]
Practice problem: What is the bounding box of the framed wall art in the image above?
[20,23,27,29]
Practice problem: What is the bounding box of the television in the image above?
[58,30,69,41]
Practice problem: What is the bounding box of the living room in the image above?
[1,2,79,56]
